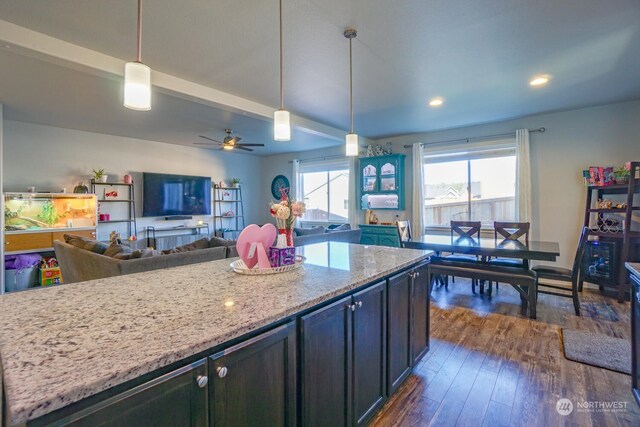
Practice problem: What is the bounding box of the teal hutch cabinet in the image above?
[359,224,400,247]
[359,154,405,210]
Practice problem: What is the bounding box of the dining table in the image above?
[403,233,561,319]
[403,233,560,262]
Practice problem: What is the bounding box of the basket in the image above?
[230,255,306,275]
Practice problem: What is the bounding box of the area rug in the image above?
[561,328,631,375]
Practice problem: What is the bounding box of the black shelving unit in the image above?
[91,180,137,240]
[213,185,245,239]
[583,162,640,302]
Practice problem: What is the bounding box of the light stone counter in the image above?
[0,242,430,425]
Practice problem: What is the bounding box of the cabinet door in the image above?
[360,233,378,246]
[411,263,430,365]
[353,281,387,426]
[361,160,378,193]
[209,322,296,427]
[300,296,352,427]
[378,235,400,248]
[387,271,412,394]
[65,360,207,427]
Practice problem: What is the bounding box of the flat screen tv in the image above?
[143,172,211,217]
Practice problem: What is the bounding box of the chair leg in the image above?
[578,279,583,292]
[528,284,537,319]
[452,276,455,283]
[471,279,476,294]
[572,278,581,316]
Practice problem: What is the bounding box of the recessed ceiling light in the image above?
[429,98,444,107]
[530,75,550,86]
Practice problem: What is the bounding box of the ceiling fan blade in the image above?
[235,146,253,152]
[232,136,242,143]
[194,142,222,146]
[237,143,265,147]
[199,135,224,144]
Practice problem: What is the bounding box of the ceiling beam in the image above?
[0,19,368,144]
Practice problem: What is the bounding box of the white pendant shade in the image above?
[346,133,359,156]
[124,61,151,111]
[274,109,291,141]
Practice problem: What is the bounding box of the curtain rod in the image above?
[288,154,348,164]
[402,127,545,149]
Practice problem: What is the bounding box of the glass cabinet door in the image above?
[362,162,378,192]
[379,161,397,192]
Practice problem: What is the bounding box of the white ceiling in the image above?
[1,0,639,153]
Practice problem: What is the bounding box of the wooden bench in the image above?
[428,256,538,319]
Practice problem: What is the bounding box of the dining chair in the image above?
[396,220,412,246]
[532,226,589,316]
[447,220,482,293]
[486,222,531,293]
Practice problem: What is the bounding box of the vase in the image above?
[73,182,89,194]
[279,228,294,247]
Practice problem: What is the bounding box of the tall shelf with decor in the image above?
[582,161,640,302]
[213,185,245,239]
[91,180,137,241]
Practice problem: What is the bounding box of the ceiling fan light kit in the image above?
[197,129,266,152]
[124,0,152,111]
[344,28,359,157]
[274,0,291,141]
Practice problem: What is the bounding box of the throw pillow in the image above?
[209,236,237,247]
[104,242,134,258]
[327,223,351,232]
[130,248,162,259]
[111,253,133,260]
[294,226,325,236]
[63,234,109,254]
[162,238,210,254]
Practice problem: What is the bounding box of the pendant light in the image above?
[344,28,358,156]
[273,0,291,141]
[124,0,152,111]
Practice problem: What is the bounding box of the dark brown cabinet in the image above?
[209,322,296,427]
[411,263,430,366]
[353,281,387,426]
[300,282,387,427]
[387,264,431,395]
[387,271,412,394]
[63,359,208,427]
[300,295,353,427]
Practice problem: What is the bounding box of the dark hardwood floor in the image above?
[371,279,640,426]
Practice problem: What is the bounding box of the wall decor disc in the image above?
[271,175,290,199]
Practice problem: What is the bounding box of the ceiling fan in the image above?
[195,129,265,152]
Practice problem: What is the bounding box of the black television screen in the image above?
[143,173,211,217]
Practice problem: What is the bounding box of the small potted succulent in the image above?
[231,178,241,188]
[92,169,108,183]
[614,165,630,185]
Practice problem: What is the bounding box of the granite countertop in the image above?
[0,242,430,425]
[626,262,640,277]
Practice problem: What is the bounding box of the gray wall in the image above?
[3,120,263,239]
[262,99,640,267]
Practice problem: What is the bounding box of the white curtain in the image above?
[515,129,532,222]
[412,144,425,237]
[348,157,359,228]
[292,159,302,226]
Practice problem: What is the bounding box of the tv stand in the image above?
[145,224,210,249]
[164,215,193,221]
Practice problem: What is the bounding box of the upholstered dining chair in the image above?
[533,226,589,316]
[486,221,531,293]
[447,220,482,292]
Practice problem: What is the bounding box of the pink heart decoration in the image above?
[236,224,277,269]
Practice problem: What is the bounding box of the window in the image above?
[299,160,349,223]
[423,143,516,227]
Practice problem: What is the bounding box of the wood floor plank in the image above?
[482,400,512,427]
[491,361,520,407]
[455,369,499,426]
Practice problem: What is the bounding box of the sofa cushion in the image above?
[162,238,210,254]
[104,242,134,258]
[209,236,237,248]
[63,234,109,254]
[294,226,325,236]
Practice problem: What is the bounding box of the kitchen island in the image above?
[627,263,640,407]
[0,242,431,426]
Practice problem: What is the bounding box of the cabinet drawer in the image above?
[5,232,53,251]
[360,226,397,236]
[52,229,96,243]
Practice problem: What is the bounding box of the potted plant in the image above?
[614,166,630,185]
[92,169,108,183]
[231,178,241,188]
